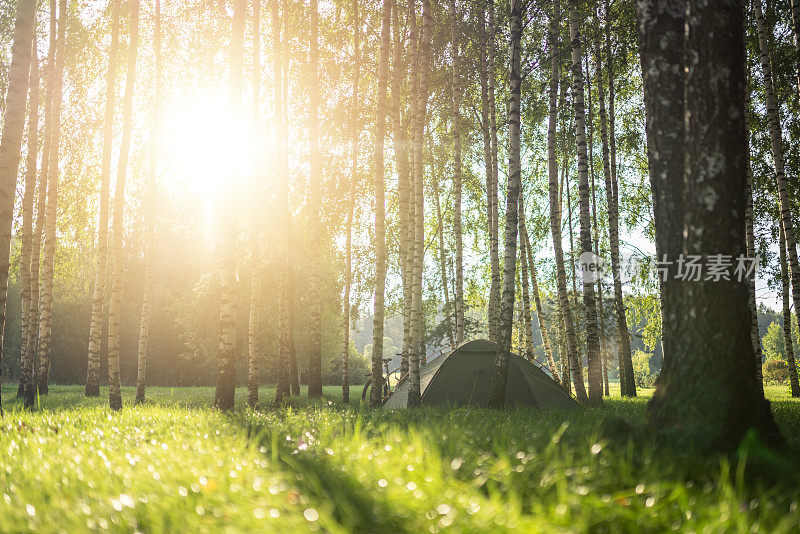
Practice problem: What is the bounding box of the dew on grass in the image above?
[26,504,35,517]
[304,508,319,522]
[407,481,417,491]
[178,486,188,497]
[378,478,388,488]
[635,484,645,494]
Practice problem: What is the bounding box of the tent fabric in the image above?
[382,339,578,409]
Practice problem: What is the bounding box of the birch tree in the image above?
[487,0,522,409]
[18,29,38,401]
[450,0,464,344]
[0,0,36,408]
[86,0,120,398]
[307,0,323,399]
[408,0,431,407]
[136,0,162,405]
[36,0,68,396]
[24,0,56,406]
[214,0,244,410]
[370,0,391,408]
[779,223,800,396]
[107,0,139,410]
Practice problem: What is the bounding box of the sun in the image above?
[159,89,257,214]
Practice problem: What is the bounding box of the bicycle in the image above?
[361,357,392,403]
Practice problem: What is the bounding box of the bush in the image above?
[632,350,657,388]
[763,359,789,385]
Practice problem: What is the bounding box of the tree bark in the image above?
[86,0,120,398]
[408,0,430,407]
[107,0,139,411]
[450,0,464,344]
[432,155,454,347]
[487,0,500,342]
[25,0,56,407]
[18,29,38,401]
[36,0,67,397]
[307,0,323,399]
[518,191,534,361]
[645,0,781,450]
[136,0,161,405]
[487,0,522,409]
[214,0,244,410]
[548,0,585,403]
[0,0,36,409]
[780,223,800,396]
[370,0,391,408]
[569,6,602,406]
[246,0,262,409]
[342,0,360,404]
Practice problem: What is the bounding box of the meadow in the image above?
[0,385,799,532]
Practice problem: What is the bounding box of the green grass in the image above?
[0,385,799,532]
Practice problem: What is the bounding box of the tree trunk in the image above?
[780,223,800,396]
[450,0,464,344]
[408,0,430,407]
[645,0,781,450]
[569,7,602,406]
[433,157,454,347]
[755,1,800,395]
[395,0,413,379]
[0,0,36,409]
[479,5,499,341]
[86,0,119,397]
[288,277,299,395]
[18,29,38,401]
[547,0,585,403]
[604,13,635,397]
[487,0,500,343]
[107,0,139,411]
[24,0,56,407]
[518,191,534,361]
[370,0,391,408]
[246,0,262,409]
[214,0,244,410]
[400,0,418,380]
[307,0,323,399]
[342,0,360,404]
[637,0,683,396]
[521,200,559,381]
[487,0,522,409]
[136,0,161,405]
[36,0,68,397]
[791,0,800,97]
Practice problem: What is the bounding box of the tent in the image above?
[382,339,578,409]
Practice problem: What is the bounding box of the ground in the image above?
[0,385,799,532]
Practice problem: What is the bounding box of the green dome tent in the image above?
[382,339,578,409]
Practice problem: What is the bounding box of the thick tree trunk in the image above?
[86,0,119,398]
[214,0,244,410]
[791,0,800,96]
[0,0,36,409]
[370,0,391,408]
[548,0,585,403]
[25,0,56,407]
[569,6,602,406]
[487,0,522,409]
[408,0,430,407]
[18,31,38,400]
[107,0,138,410]
[342,0,360,404]
[780,223,800,397]
[307,0,323,399]
[637,0,683,396]
[755,1,800,393]
[450,0,464,344]
[37,0,68,397]
[645,0,781,450]
[136,0,161,405]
